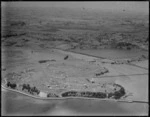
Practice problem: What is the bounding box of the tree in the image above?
[11,84,16,89]
[7,82,16,89]
[22,84,26,90]
[7,82,10,87]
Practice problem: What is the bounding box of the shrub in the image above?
[96,92,107,98]
[47,93,59,97]
[64,55,69,60]
[7,82,16,89]
[61,91,77,97]
[38,60,50,63]
[30,86,40,94]
[108,93,113,98]
[7,82,11,87]
[22,84,30,91]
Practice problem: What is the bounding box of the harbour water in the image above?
[2,89,148,116]
[71,49,148,59]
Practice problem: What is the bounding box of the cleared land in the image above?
[1,5,149,115]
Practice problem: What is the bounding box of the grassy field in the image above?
[1,5,149,115]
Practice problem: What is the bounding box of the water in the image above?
[71,49,148,59]
[2,90,148,116]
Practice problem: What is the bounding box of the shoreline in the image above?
[2,49,148,104]
[1,85,148,104]
[54,48,148,68]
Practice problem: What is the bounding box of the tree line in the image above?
[6,81,40,95]
[22,84,40,95]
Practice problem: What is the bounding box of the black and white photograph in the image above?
[1,1,149,116]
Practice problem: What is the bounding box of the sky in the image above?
[2,2,149,13]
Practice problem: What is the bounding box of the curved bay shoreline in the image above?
[2,81,126,100]
[2,84,148,104]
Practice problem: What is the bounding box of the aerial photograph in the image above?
[1,1,149,116]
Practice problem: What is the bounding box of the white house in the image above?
[39,91,47,98]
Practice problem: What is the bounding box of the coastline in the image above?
[1,84,148,103]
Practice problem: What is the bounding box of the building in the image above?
[39,91,47,98]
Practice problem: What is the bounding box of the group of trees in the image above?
[5,41,17,46]
[7,82,17,89]
[22,84,40,95]
[108,84,125,99]
[3,34,18,38]
[81,92,107,98]
[6,82,40,95]
[61,91,78,97]
[95,69,109,76]
[116,42,138,50]
[61,91,107,99]
[47,93,59,97]
[61,84,125,100]
[22,38,29,42]
[38,60,50,63]
[3,33,26,39]
[10,21,26,27]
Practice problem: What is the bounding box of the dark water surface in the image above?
[2,90,148,116]
[71,49,148,59]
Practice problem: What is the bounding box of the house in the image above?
[39,91,47,98]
